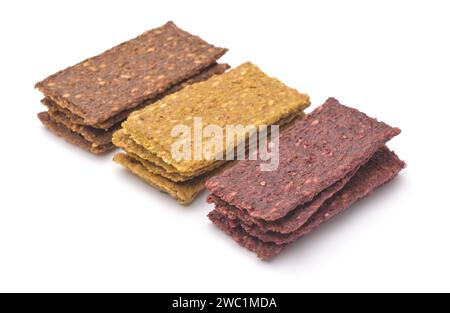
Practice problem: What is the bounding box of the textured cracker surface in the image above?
[208,148,405,260]
[126,152,196,182]
[36,22,227,125]
[113,114,302,203]
[38,112,114,154]
[113,112,300,181]
[206,98,401,221]
[46,108,118,146]
[41,63,230,130]
[208,167,356,235]
[38,62,229,154]
[114,153,214,205]
[113,129,226,180]
[123,62,310,174]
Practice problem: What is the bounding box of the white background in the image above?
[0,0,449,293]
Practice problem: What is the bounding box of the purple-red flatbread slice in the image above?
[239,147,405,245]
[208,147,406,260]
[206,98,401,222]
[208,166,358,235]
[209,210,283,261]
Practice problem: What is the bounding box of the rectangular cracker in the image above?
[41,63,230,130]
[113,111,302,184]
[206,98,401,222]
[113,112,304,203]
[39,63,230,154]
[228,147,401,244]
[208,147,406,260]
[122,62,310,175]
[36,22,228,126]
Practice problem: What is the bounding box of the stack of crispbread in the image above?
[206,98,406,260]
[36,22,228,154]
[113,62,311,204]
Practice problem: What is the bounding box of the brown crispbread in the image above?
[41,63,230,130]
[36,22,229,154]
[36,22,228,126]
[38,112,114,154]
[46,108,118,146]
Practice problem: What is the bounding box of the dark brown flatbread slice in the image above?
[38,112,114,154]
[36,22,227,126]
[41,63,230,130]
[38,63,230,152]
[208,147,405,260]
[206,98,401,222]
[46,108,118,146]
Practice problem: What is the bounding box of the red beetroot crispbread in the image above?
[206,98,405,260]
[208,210,283,260]
[207,167,358,235]
[208,147,406,260]
[205,98,401,222]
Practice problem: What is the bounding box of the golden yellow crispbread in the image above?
[126,152,196,182]
[113,110,300,182]
[113,153,230,205]
[122,62,310,175]
[113,129,228,179]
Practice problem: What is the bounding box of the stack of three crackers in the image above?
[36,22,229,154]
[113,63,310,204]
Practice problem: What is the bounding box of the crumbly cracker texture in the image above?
[36,22,228,126]
[123,62,310,175]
